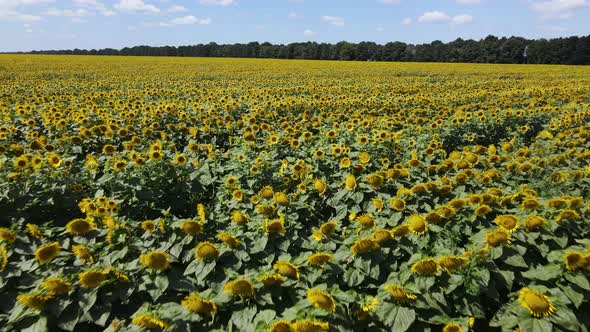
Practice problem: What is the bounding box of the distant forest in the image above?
[25,35,590,65]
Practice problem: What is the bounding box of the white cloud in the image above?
[288,11,303,19]
[115,0,160,13]
[44,8,90,17]
[321,15,344,26]
[170,15,211,24]
[167,5,187,13]
[303,29,317,36]
[418,10,450,23]
[538,25,567,32]
[17,13,42,22]
[380,0,400,4]
[199,0,236,6]
[530,0,587,19]
[456,0,481,4]
[452,14,473,24]
[376,27,384,32]
[73,0,115,16]
[417,11,474,25]
[402,17,412,24]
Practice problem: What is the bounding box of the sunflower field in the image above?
[0,55,589,332]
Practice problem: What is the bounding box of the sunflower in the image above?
[372,198,384,212]
[231,189,244,202]
[257,204,276,217]
[411,258,440,276]
[564,251,588,271]
[340,157,352,168]
[390,198,406,211]
[557,209,579,222]
[307,253,333,266]
[474,205,493,217]
[359,152,371,164]
[313,178,327,195]
[485,229,511,247]
[438,256,469,272]
[13,155,29,170]
[181,293,217,317]
[524,216,546,232]
[355,213,375,229]
[78,270,109,288]
[65,218,96,235]
[344,174,357,191]
[442,322,463,332]
[407,214,428,234]
[225,175,239,188]
[0,245,8,272]
[268,320,292,332]
[495,215,520,233]
[35,242,60,264]
[384,284,417,304]
[174,153,187,166]
[16,292,51,311]
[392,224,410,237]
[266,215,286,236]
[132,313,170,330]
[231,210,249,225]
[140,250,170,272]
[259,185,274,199]
[149,149,163,161]
[307,288,336,313]
[518,288,556,318]
[291,319,329,332]
[142,220,157,233]
[521,198,541,210]
[366,173,384,189]
[273,260,299,279]
[217,232,241,248]
[40,277,72,296]
[102,144,116,155]
[179,219,203,236]
[0,228,16,243]
[372,229,393,245]
[195,241,220,261]
[259,273,285,287]
[224,278,255,298]
[72,244,94,264]
[351,238,380,255]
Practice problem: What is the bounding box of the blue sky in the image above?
[0,0,588,52]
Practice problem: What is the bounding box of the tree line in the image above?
[25,35,590,64]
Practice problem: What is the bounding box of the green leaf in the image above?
[22,316,48,332]
[522,264,561,281]
[375,303,415,331]
[505,255,528,268]
[564,273,590,291]
[550,307,580,331]
[519,317,553,332]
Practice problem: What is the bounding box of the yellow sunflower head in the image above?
[259,273,285,287]
[384,284,417,304]
[78,270,109,288]
[407,214,428,234]
[495,215,519,233]
[25,223,43,239]
[35,242,60,264]
[307,288,336,313]
[564,251,588,271]
[179,219,203,236]
[132,313,170,330]
[181,293,217,317]
[518,288,556,318]
[355,213,375,229]
[140,250,170,272]
[0,228,17,243]
[268,320,292,332]
[217,232,241,248]
[273,260,299,280]
[223,278,255,298]
[411,258,440,276]
[291,319,329,332]
[442,322,463,332]
[16,292,52,311]
[195,241,220,261]
[524,215,546,232]
[72,244,94,264]
[344,174,357,191]
[351,238,380,256]
[438,256,469,272]
[485,229,511,248]
[307,253,333,267]
[65,218,97,236]
[40,277,72,296]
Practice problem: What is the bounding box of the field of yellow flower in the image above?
[0,55,589,332]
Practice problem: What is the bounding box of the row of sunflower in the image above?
[0,55,589,331]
